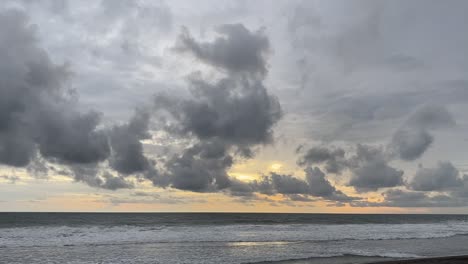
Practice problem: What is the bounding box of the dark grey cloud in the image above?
[269,172,310,194]
[0,9,109,167]
[100,172,134,190]
[347,145,404,192]
[305,167,353,201]
[298,144,404,193]
[149,24,282,193]
[161,140,232,192]
[155,76,281,148]
[353,189,468,208]
[0,9,153,190]
[298,146,347,173]
[70,165,133,190]
[409,162,461,192]
[389,128,433,161]
[251,168,355,202]
[296,107,454,194]
[0,9,62,167]
[349,160,404,192]
[227,178,256,197]
[175,23,269,77]
[109,109,151,174]
[37,110,110,164]
[0,11,284,196]
[388,105,455,161]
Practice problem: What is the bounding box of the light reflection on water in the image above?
[227,241,293,247]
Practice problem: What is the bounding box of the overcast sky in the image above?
[1,0,468,213]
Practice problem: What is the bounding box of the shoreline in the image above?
[371,255,468,264]
[269,255,468,264]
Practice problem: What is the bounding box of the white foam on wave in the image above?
[1,221,468,248]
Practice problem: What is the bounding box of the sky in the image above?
[1,0,468,213]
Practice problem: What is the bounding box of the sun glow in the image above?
[269,163,283,171]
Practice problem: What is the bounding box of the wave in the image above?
[1,221,468,248]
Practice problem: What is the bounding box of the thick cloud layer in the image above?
[3,1,468,210]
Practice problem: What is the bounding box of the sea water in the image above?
[1,213,468,264]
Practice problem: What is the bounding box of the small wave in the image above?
[2,221,468,248]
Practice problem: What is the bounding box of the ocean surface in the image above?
[1,213,468,264]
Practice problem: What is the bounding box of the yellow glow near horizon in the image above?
[229,172,259,181]
[269,163,283,171]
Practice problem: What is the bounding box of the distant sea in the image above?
[1,213,468,264]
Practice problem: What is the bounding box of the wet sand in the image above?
[275,255,468,264]
[372,255,468,264]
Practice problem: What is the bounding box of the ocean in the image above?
[1,213,468,264]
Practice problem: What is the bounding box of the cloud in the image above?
[298,146,347,173]
[161,140,232,192]
[150,24,282,193]
[347,145,404,192]
[409,161,461,191]
[0,9,66,166]
[353,189,467,208]
[251,168,355,202]
[0,9,109,166]
[452,175,468,198]
[388,105,455,161]
[109,109,151,174]
[175,23,270,77]
[0,9,151,189]
[406,105,455,130]
[227,177,256,197]
[37,110,110,164]
[70,165,133,190]
[155,76,281,148]
[269,172,310,194]
[349,160,404,192]
[0,175,20,184]
[305,167,353,201]
[389,128,433,161]
[0,15,281,195]
[298,144,404,193]
[100,172,134,190]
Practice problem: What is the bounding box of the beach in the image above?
[275,255,468,264]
